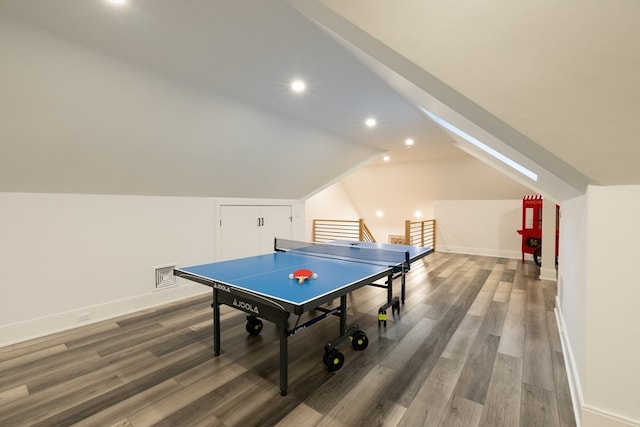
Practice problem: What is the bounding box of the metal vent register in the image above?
[155,265,177,290]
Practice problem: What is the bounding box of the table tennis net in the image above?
[275,238,408,266]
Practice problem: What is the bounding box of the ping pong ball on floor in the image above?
[288,273,294,279]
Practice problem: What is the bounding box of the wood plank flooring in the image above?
[0,252,576,426]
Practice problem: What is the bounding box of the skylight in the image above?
[420,108,538,181]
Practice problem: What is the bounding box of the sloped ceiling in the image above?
[0,0,459,199]
[311,0,640,187]
[1,0,638,201]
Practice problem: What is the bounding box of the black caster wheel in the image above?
[323,349,345,372]
[245,317,263,336]
[392,300,400,316]
[533,246,542,267]
[350,331,369,351]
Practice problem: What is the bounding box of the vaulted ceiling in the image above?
[1,0,638,201]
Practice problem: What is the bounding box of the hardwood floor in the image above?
[0,252,576,426]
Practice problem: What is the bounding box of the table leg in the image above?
[279,316,288,396]
[213,288,221,356]
[339,295,347,336]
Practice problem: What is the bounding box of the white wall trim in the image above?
[436,246,521,260]
[539,266,557,281]
[555,299,640,427]
[555,299,584,427]
[0,283,209,347]
[582,405,640,427]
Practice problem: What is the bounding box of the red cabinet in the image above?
[516,195,558,266]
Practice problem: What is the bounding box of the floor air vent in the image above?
[155,265,177,290]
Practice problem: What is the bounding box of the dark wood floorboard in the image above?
[0,253,576,427]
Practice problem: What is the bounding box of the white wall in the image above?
[556,192,588,424]
[434,199,522,258]
[557,186,640,427]
[584,185,639,425]
[340,156,531,242]
[0,193,211,345]
[307,183,524,258]
[0,192,304,346]
[304,182,360,240]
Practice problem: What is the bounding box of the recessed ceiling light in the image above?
[405,138,414,147]
[290,79,306,93]
[383,155,390,162]
[365,118,376,128]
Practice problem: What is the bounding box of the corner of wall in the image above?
[555,298,584,427]
[555,297,640,427]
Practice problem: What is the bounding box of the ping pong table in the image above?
[174,238,432,396]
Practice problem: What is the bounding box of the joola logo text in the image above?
[233,298,259,314]
[214,283,230,292]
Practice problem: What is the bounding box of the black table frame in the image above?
[175,267,393,396]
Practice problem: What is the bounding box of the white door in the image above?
[218,205,292,260]
[219,205,261,260]
[259,205,292,253]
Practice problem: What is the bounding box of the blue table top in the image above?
[175,240,432,310]
[329,240,432,263]
[176,251,392,307]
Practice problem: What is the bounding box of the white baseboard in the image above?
[0,284,210,347]
[539,266,557,281]
[582,405,640,427]
[555,299,640,427]
[436,245,521,259]
[555,300,584,427]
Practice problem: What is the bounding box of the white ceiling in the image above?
[315,0,640,186]
[1,0,638,200]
